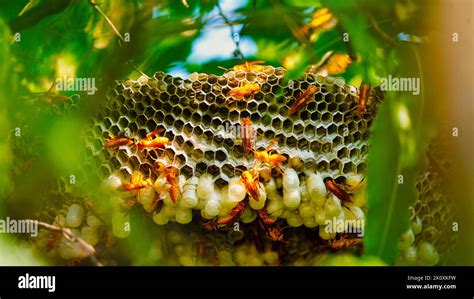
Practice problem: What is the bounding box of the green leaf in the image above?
[364,96,414,263]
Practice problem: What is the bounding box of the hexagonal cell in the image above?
[195,162,208,175]
[222,163,234,177]
[278,106,289,117]
[342,161,355,173]
[337,148,349,159]
[181,164,194,177]
[183,140,195,152]
[271,118,282,131]
[322,142,332,153]
[317,159,329,172]
[310,140,322,152]
[293,122,304,135]
[310,111,320,121]
[356,162,366,173]
[159,92,170,102]
[297,138,309,150]
[268,104,278,114]
[229,110,239,122]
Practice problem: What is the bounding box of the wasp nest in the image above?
[81,66,382,244]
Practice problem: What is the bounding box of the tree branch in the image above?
[27,219,102,266]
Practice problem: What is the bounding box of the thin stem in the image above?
[89,0,125,42]
[217,2,245,60]
[27,219,102,266]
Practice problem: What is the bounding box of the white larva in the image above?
[249,183,266,210]
[344,203,365,228]
[303,216,318,228]
[305,172,327,206]
[200,209,215,220]
[66,204,85,228]
[298,202,316,219]
[58,239,81,259]
[346,173,365,188]
[220,186,238,211]
[152,210,169,225]
[102,173,122,192]
[240,205,257,223]
[283,187,301,209]
[280,209,293,219]
[300,180,310,202]
[181,189,199,208]
[275,177,283,189]
[163,192,178,207]
[264,178,278,199]
[111,210,130,238]
[108,195,123,212]
[266,197,284,218]
[183,176,199,190]
[314,205,327,225]
[181,176,199,208]
[153,175,168,194]
[197,174,214,200]
[227,177,247,203]
[282,168,299,191]
[319,225,337,240]
[138,186,156,207]
[353,189,367,207]
[175,208,193,224]
[324,194,342,217]
[287,212,304,227]
[80,226,100,246]
[86,214,103,228]
[54,214,67,227]
[179,175,186,191]
[205,197,221,217]
[161,205,177,217]
[249,196,264,210]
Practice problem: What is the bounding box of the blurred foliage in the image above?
[317,253,386,266]
[0,236,47,266]
[0,0,437,265]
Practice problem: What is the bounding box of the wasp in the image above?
[227,82,260,101]
[252,139,277,162]
[259,221,288,243]
[217,201,246,225]
[202,220,232,232]
[323,177,353,203]
[253,140,287,174]
[241,117,255,154]
[289,85,318,115]
[300,7,337,37]
[104,134,134,149]
[257,209,277,225]
[354,81,372,117]
[328,238,362,250]
[324,53,352,75]
[232,61,266,72]
[119,196,138,212]
[118,172,153,192]
[155,162,181,204]
[134,129,169,150]
[241,169,261,201]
